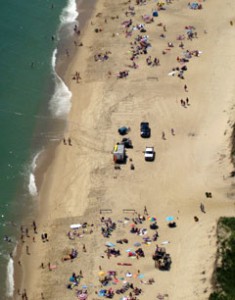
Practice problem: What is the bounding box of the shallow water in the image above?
[0,0,78,296]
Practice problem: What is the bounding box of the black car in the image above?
[140,122,151,138]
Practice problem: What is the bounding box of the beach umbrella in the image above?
[78,293,87,300]
[148,216,157,222]
[98,270,105,277]
[166,216,174,222]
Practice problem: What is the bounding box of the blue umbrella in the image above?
[166,216,174,222]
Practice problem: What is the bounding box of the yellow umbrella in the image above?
[98,271,105,277]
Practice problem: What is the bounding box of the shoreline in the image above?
[13,0,98,298]
[13,0,235,299]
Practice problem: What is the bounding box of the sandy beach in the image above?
[14,0,235,299]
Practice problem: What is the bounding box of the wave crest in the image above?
[49,49,72,118]
[6,257,14,297]
[60,0,78,25]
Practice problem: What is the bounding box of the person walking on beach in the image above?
[186,97,189,105]
[171,128,175,136]
[184,84,188,92]
[26,245,30,255]
[68,138,72,146]
[162,131,166,140]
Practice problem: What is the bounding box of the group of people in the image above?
[101,217,117,238]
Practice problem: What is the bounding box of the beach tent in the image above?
[152,11,158,17]
[118,126,129,135]
[70,224,82,229]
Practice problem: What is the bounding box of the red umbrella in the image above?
[78,293,87,300]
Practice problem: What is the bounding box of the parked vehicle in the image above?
[113,144,126,163]
[140,122,151,138]
[144,147,155,161]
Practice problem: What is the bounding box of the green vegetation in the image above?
[209,217,235,300]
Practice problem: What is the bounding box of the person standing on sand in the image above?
[32,220,37,233]
[83,244,87,252]
[184,84,188,92]
[25,228,29,237]
[44,232,48,241]
[144,206,148,215]
[200,203,206,213]
[41,233,45,242]
[21,234,25,243]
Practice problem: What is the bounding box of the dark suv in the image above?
[140,122,151,138]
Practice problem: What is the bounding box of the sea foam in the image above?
[60,0,79,25]
[28,150,43,197]
[6,257,14,297]
[49,49,72,118]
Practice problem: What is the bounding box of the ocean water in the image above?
[0,0,78,296]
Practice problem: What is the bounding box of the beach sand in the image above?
[14,0,235,299]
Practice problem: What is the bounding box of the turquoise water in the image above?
[0,0,77,296]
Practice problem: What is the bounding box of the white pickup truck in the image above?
[144,147,155,161]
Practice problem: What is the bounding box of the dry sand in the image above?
[15,0,235,299]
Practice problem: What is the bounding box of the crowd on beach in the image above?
[63,207,173,300]
[12,0,211,299]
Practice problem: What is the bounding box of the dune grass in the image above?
[209,217,235,300]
